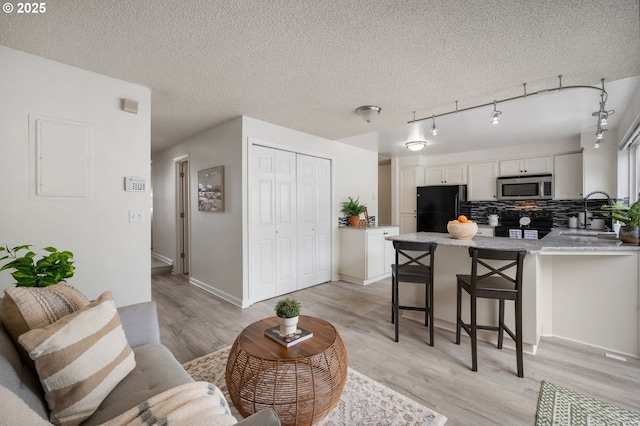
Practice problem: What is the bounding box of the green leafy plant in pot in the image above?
[601,202,639,244]
[274,297,301,336]
[340,196,367,227]
[0,245,75,287]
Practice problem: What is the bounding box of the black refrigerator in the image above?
[416,185,467,233]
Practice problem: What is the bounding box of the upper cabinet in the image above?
[499,156,551,176]
[468,161,498,200]
[425,164,467,185]
[399,166,424,214]
[554,152,583,200]
[399,165,424,234]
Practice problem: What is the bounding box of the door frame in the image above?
[174,154,190,275]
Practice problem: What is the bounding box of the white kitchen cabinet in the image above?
[468,161,498,200]
[554,152,583,199]
[499,156,551,175]
[399,213,417,234]
[399,166,424,214]
[339,226,399,285]
[425,164,467,185]
[476,226,495,237]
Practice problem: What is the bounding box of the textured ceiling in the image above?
[1,0,639,155]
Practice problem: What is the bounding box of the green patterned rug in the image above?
[536,381,640,425]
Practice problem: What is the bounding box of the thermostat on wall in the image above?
[124,176,147,192]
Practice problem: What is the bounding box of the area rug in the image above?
[183,347,447,425]
[536,380,640,426]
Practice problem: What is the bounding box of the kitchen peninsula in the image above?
[386,230,640,357]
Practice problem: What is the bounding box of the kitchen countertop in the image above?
[386,227,640,254]
[338,225,399,230]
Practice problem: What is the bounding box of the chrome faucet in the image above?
[583,191,612,229]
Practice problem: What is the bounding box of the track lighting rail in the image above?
[407,75,607,124]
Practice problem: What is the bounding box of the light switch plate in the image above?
[129,210,144,223]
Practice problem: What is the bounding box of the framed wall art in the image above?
[197,166,224,212]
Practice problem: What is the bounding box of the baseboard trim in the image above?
[189,277,248,308]
[151,252,173,265]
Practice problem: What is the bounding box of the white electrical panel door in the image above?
[35,118,90,197]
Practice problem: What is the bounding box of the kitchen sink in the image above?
[559,230,618,239]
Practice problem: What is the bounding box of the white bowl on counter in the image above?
[447,221,478,240]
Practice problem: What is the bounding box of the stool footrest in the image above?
[397,305,429,312]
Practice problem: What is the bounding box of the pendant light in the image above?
[490,101,502,125]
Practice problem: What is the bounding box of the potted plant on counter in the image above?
[602,201,639,244]
[340,196,367,227]
[274,297,301,335]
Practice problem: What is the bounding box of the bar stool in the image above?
[391,240,437,345]
[455,247,527,377]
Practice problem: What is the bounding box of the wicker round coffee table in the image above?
[225,315,348,426]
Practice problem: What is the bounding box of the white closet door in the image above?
[297,154,331,289]
[249,146,277,302]
[274,150,297,295]
[296,154,316,289]
[314,157,331,284]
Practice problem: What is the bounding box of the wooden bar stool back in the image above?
[455,247,527,377]
[391,240,437,345]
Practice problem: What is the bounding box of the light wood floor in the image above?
[152,273,640,425]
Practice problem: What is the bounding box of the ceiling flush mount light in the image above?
[406,141,427,151]
[355,105,382,123]
[490,101,502,125]
[430,115,438,136]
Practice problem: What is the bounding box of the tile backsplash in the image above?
[462,198,626,227]
[338,215,376,227]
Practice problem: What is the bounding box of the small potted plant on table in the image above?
[340,196,367,227]
[274,297,301,335]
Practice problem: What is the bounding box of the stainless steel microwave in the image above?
[497,174,552,200]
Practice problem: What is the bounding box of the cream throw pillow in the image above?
[18,292,136,426]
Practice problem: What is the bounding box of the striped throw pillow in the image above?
[2,283,90,366]
[18,291,135,426]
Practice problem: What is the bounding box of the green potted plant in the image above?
[274,297,301,335]
[601,202,639,244]
[340,196,367,227]
[0,245,75,287]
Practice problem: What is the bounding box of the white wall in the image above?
[0,47,151,306]
[615,82,640,200]
[151,115,378,306]
[151,117,244,302]
[241,117,379,304]
[419,138,580,166]
[580,130,618,198]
